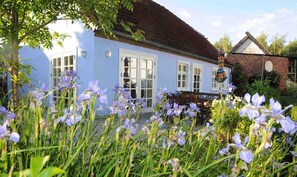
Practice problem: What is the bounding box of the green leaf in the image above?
[0,173,8,177]
[39,167,65,177]
[30,156,50,176]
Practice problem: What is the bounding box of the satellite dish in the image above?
[265,61,273,72]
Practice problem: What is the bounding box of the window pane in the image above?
[141,80,146,88]
[141,69,146,79]
[183,65,187,72]
[123,68,129,77]
[178,81,181,87]
[58,58,61,66]
[141,59,147,69]
[131,89,137,98]
[147,70,153,79]
[131,68,137,78]
[131,58,137,68]
[182,74,186,81]
[178,74,181,80]
[178,64,181,71]
[69,56,74,65]
[64,57,68,66]
[131,79,137,88]
[147,60,153,69]
[147,89,152,97]
[141,89,146,98]
[124,57,129,67]
[147,99,152,107]
[147,80,152,88]
[182,81,186,87]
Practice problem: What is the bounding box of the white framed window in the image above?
[51,52,76,101]
[192,64,202,92]
[119,49,156,112]
[211,67,228,91]
[177,61,190,91]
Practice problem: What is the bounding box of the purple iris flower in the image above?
[269,98,295,133]
[56,107,81,126]
[10,132,20,143]
[239,150,254,164]
[184,103,200,118]
[177,130,186,146]
[56,70,79,90]
[0,121,20,143]
[0,106,8,114]
[117,118,138,136]
[29,83,49,102]
[80,80,108,104]
[0,106,16,120]
[156,87,171,104]
[167,103,184,117]
[240,93,265,120]
[220,133,254,164]
[150,114,164,128]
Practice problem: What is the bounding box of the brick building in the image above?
[226,32,289,91]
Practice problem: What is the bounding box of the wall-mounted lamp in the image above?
[81,50,87,58]
[106,50,112,58]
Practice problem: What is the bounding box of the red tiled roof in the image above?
[113,0,219,63]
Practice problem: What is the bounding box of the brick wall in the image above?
[226,53,288,91]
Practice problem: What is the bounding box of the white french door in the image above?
[51,52,76,102]
[120,49,156,112]
[192,64,202,92]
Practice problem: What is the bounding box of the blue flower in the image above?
[80,80,108,104]
[10,132,20,143]
[56,70,79,90]
[56,106,81,126]
[167,103,184,117]
[117,118,138,136]
[240,93,265,120]
[156,87,171,104]
[0,121,20,143]
[220,133,254,164]
[0,106,16,120]
[239,150,254,164]
[177,130,186,146]
[29,83,49,102]
[184,103,200,118]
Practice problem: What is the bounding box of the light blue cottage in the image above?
[19,0,231,114]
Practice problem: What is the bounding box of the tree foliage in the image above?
[284,40,297,57]
[256,31,269,50]
[214,34,233,53]
[268,34,286,55]
[0,0,141,108]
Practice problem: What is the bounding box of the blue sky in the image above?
[153,0,297,45]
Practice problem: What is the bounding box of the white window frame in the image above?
[177,61,190,91]
[192,63,203,92]
[119,49,157,112]
[50,50,77,102]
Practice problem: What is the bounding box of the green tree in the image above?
[214,34,233,53]
[284,40,297,57]
[269,34,286,55]
[256,31,269,50]
[0,0,142,108]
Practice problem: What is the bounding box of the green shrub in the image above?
[231,62,248,96]
[211,95,251,142]
[245,80,280,102]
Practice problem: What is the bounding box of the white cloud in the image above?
[212,20,221,27]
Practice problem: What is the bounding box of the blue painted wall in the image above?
[18,21,231,115]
